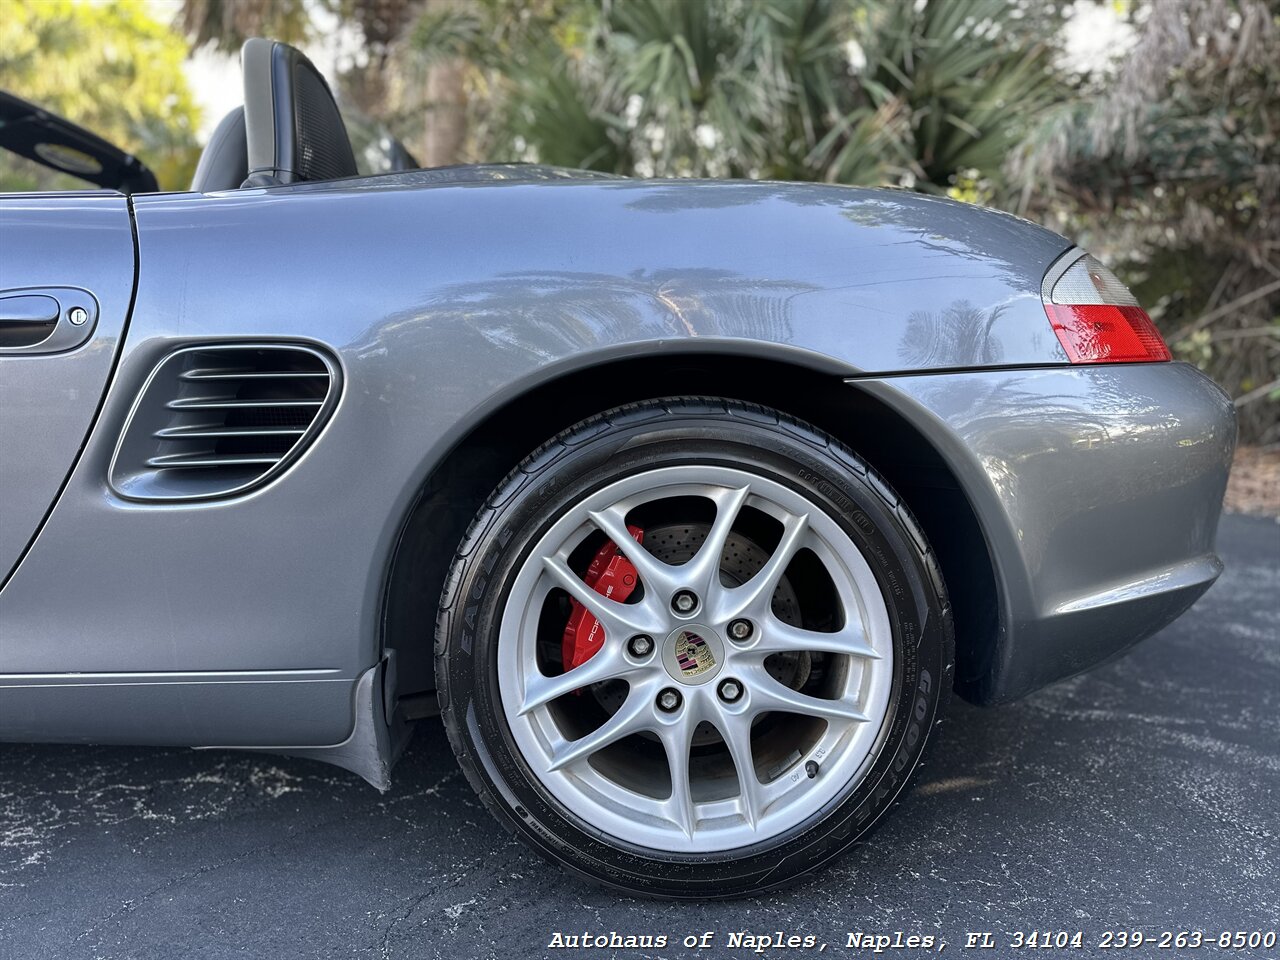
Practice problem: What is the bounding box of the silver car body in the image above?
[0,168,1236,787]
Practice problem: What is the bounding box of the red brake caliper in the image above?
[561,524,645,674]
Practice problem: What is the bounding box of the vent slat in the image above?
[153,426,308,440]
[181,370,330,382]
[145,453,284,469]
[166,398,325,411]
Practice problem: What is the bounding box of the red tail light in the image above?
[1045,304,1172,363]
[1043,254,1171,363]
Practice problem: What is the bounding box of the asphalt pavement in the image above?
[2,513,1277,960]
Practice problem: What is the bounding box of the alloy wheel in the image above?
[498,464,895,853]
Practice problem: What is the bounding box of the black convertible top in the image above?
[0,90,158,194]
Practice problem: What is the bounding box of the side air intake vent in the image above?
[110,343,340,501]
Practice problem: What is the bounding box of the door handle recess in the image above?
[0,295,60,347]
[0,288,98,354]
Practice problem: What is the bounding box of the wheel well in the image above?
[382,353,1000,706]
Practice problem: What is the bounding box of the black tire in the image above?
[435,398,953,898]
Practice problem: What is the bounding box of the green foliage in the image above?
[410,0,1064,194]
[0,0,202,191]
[817,0,1061,190]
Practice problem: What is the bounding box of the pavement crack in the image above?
[377,890,435,960]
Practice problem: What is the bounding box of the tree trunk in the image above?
[421,57,467,167]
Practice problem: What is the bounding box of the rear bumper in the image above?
[859,362,1236,703]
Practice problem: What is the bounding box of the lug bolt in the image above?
[717,678,743,703]
[671,590,698,615]
[627,634,654,658]
[656,688,683,713]
[728,619,753,641]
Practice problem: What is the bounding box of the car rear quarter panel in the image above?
[5,174,1169,749]
[862,363,1235,701]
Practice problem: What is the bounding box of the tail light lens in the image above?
[1043,254,1171,363]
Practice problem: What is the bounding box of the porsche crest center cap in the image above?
[662,625,724,685]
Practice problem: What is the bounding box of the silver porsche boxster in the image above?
[0,40,1235,897]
